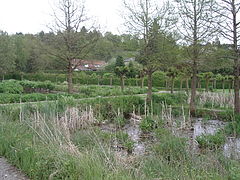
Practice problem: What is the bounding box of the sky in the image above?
[0,0,124,34]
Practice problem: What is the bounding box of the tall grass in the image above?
[1,93,240,179]
[198,91,234,109]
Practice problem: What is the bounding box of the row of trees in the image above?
[1,0,240,115]
[122,0,240,115]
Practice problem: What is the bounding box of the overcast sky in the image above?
[0,0,124,34]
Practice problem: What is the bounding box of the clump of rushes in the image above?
[115,131,134,153]
[140,116,156,132]
[113,116,127,128]
[153,128,188,163]
[224,115,240,136]
[196,131,226,150]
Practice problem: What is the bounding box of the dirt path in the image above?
[0,157,29,180]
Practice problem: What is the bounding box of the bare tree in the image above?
[123,0,176,102]
[175,0,220,115]
[48,0,99,93]
[216,0,240,113]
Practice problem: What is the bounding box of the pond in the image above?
[101,116,240,160]
[176,118,240,160]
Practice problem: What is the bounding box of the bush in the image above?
[0,93,71,104]
[0,80,23,94]
[195,109,234,122]
[152,93,187,105]
[196,131,226,149]
[140,116,156,132]
[19,80,55,92]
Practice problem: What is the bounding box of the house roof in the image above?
[72,59,106,71]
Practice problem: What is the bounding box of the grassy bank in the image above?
[1,93,240,179]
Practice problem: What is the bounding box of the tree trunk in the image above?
[222,80,225,93]
[141,77,144,88]
[186,78,189,91]
[171,77,174,94]
[197,79,200,88]
[180,79,183,90]
[146,72,153,103]
[234,59,240,113]
[206,78,209,92]
[67,64,73,94]
[110,77,113,86]
[120,76,124,92]
[190,63,197,116]
[229,80,232,93]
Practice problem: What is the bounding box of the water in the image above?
[100,115,148,156]
[193,119,226,138]
[189,118,240,159]
[123,122,146,155]
[224,137,240,159]
[101,117,240,159]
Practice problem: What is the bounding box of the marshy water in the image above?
[192,118,240,159]
[174,118,240,159]
[101,116,240,160]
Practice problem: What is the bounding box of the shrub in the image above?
[140,116,156,132]
[0,80,23,94]
[195,109,234,122]
[19,80,55,92]
[152,93,187,105]
[196,131,226,149]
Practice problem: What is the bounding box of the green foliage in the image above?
[195,109,234,122]
[0,31,15,75]
[0,84,148,104]
[140,116,156,132]
[152,93,187,105]
[153,128,188,162]
[126,61,138,78]
[1,96,240,179]
[103,73,114,78]
[112,116,127,127]
[72,128,112,150]
[166,67,179,79]
[115,131,134,152]
[115,66,129,77]
[0,121,55,179]
[137,20,179,71]
[224,115,240,136]
[0,120,137,180]
[89,96,144,120]
[19,80,55,91]
[0,80,23,94]
[152,71,166,87]
[115,55,125,67]
[0,93,61,104]
[196,131,226,149]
